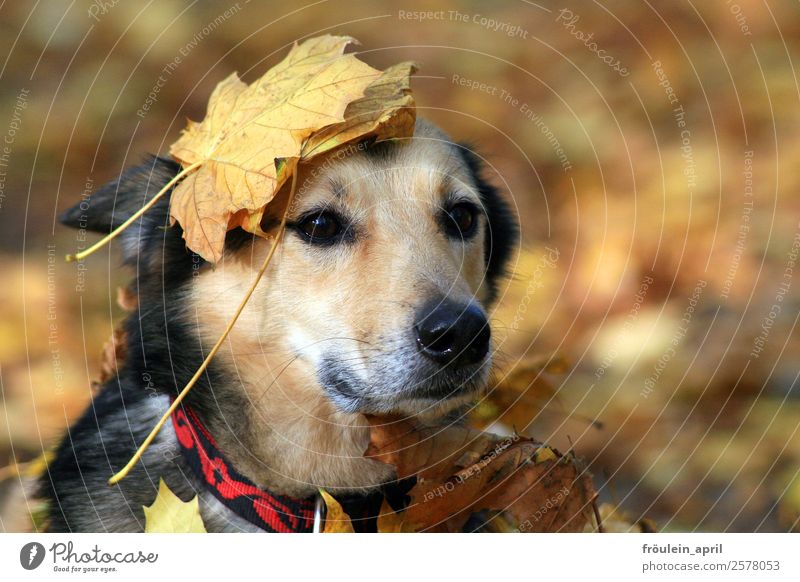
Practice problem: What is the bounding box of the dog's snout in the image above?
[414,298,490,367]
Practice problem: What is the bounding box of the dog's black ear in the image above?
[59,156,182,264]
[458,144,519,303]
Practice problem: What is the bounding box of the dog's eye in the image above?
[297,211,343,243]
[443,202,479,239]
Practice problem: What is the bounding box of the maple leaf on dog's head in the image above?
[169,35,378,261]
[168,35,418,262]
[301,61,417,159]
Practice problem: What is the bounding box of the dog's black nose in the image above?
[414,298,490,367]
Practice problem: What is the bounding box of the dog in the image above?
[40,118,518,532]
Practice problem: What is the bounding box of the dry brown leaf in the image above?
[376,498,414,533]
[585,502,658,533]
[778,472,800,532]
[472,356,562,430]
[365,417,596,532]
[320,489,355,533]
[93,326,127,394]
[478,375,557,430]
[89,287,136,394]
[480,511,519,533]
[116,285,138,311]
[168,35,416,262]
[302,61,417,158]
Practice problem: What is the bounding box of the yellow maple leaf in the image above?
[376,499,414,533]
[68,35,415,267]
[143,479,207,533]
[302,61,417,159]
[169,35,407,262]
[319,489,355,533]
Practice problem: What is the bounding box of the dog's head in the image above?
[61,119,518,420]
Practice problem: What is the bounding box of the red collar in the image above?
[171,406,317,532]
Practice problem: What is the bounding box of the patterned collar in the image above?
[171,406,317,532]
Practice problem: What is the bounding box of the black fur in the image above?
[458,144,519,303]
[44,157,254,532]
[360,136,398,161]
[41,139,517,532]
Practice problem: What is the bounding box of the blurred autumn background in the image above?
[1,0,799,532]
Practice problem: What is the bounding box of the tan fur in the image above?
[186,121,491,497]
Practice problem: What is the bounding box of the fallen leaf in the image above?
[94,326,127,393]
[376,498,414,533]
[480,511,518,533]
[92,287,136,393]
[365,417,596,532]
[476,374,557,431]
[585,503,658,533]
[778,471,800,532]
[143,479,207,533]
[533,447,557,463]
[320,489,355,533]
[116,285,138,311]
[473,354,573,430]
[169,35,415,262]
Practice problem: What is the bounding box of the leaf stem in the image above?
[0,450,53,481]
[65,160,203,262]
[108,170,299,486]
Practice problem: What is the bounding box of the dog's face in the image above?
[183,121,516,422]
[261,124,499,416]
[62,119,517,424]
